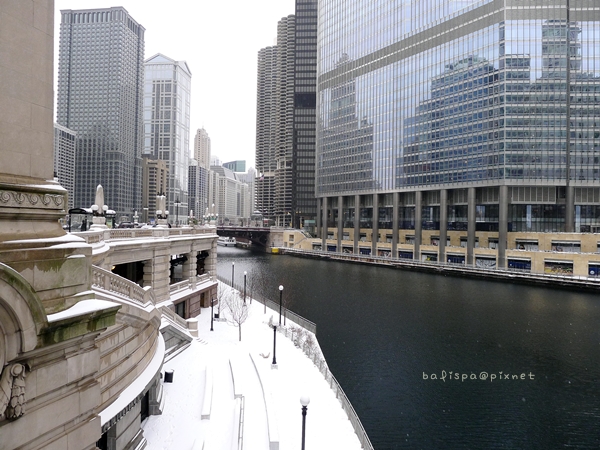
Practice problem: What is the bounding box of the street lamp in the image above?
[300,395,310,450]
[232,262,235,287]
[143,207,148,224]
[174,197,181,226]
[243,271,247,304]
[272,324,277,366]
[210,295,216,331]
[279,285,284,326]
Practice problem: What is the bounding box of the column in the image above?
[337,195,343,254]
[498,185,508,269]
[322,196,328,251]
[354,195,360,254]
[414,191,422,261]
[439,189,448,264]
[467,187,476,266]
[316,198,322,238]
[566,186,574,232]
[392,192,399,258]
[372,194,379,256]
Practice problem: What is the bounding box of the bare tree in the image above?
[215,282,229,318]
[223,290,249,341]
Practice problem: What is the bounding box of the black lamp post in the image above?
[210,295,216,331]
[231,262,235,287]
[174,197,180,226]
[272,324,277,365]
[279,285,284,326]
[243,271,247,304]
[300,395,310,450]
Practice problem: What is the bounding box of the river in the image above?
[216,246,600,449]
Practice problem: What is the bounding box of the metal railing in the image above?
[217,274,317,335]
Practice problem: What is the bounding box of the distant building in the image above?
[142,157,169,223]
[193,128,211,216]
[57,7,145,217]
[208,166,251,226]
[223,160,246,173]
[53,123,76,210]
[143,54,192,224]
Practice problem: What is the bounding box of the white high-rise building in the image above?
[143,54,192,224]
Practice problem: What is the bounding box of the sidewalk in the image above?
[143,285,363,449]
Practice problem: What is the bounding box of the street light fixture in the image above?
[210,295,216,331]
[243,271,247,304]
[272,324,277,366]
[174,197,181,226]
[232,262,235,287]
[300,395,310,450]
[279,285,284,326]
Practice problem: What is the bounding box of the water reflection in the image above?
[217,247,600,449]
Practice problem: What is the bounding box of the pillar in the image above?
[498,185,508,269]
[354,195,360,254]
[316,198,322,238]
[322,196,328,251]
[414,191,422,261]
[566,185,575,232]
[372,194,379,256]
[337,195,343,253]
[392,192,399,258]
[467,187,476,266]
[439,189,448,264]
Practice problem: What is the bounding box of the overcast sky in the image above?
[54,0,295,168]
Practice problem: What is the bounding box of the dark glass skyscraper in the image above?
[316,0,600,272]
[57,7,145,218]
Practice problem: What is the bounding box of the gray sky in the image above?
[54,0,295,168]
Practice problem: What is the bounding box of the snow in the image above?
[46,299,120,323]
[143,283,363,450]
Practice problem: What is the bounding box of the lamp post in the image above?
[174,197,181,226]
[279,285,284,326]
[143,207,148,224]
[300,395,310,450]
[272,324,277,366]
[210,295,216,331]
[232,262,235,287]
[243,271,247,304]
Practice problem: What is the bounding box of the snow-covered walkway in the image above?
[143,286,363,450]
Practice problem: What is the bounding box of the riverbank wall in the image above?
[278,247,600,293]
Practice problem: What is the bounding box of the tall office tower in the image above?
[142,157,169,223]
[316,0,600,270]
[54,123,76,210]
[57,7,145,218]
[255,45,279,223]
[291,0,318,231]
[256,5,318,229]
[193,128,211,218]
[209,166,251,225]
[143,54,192,224]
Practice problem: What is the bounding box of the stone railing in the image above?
[159,304,189,330]
[72,225,217,244]
[169,273,214,295]
[92,266,155,306]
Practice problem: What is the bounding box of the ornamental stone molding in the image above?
[0,189,65,210]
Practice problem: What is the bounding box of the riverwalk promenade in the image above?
[142,282,370,449]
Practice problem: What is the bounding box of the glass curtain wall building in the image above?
[316,0,600,273]
[143,54,192,224]
[57,7,145,218]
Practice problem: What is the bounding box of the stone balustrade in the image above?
[92,266,155,306]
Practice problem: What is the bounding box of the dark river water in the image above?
[216,246,600,449]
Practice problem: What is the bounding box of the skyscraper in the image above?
[143,54,192,224]
[57,7,145,218]
[316,0,600,271]
[53,123,76,210]
[256,2,318,229]
[193,128,211,217]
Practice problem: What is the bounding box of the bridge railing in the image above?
[72,225,217,244]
